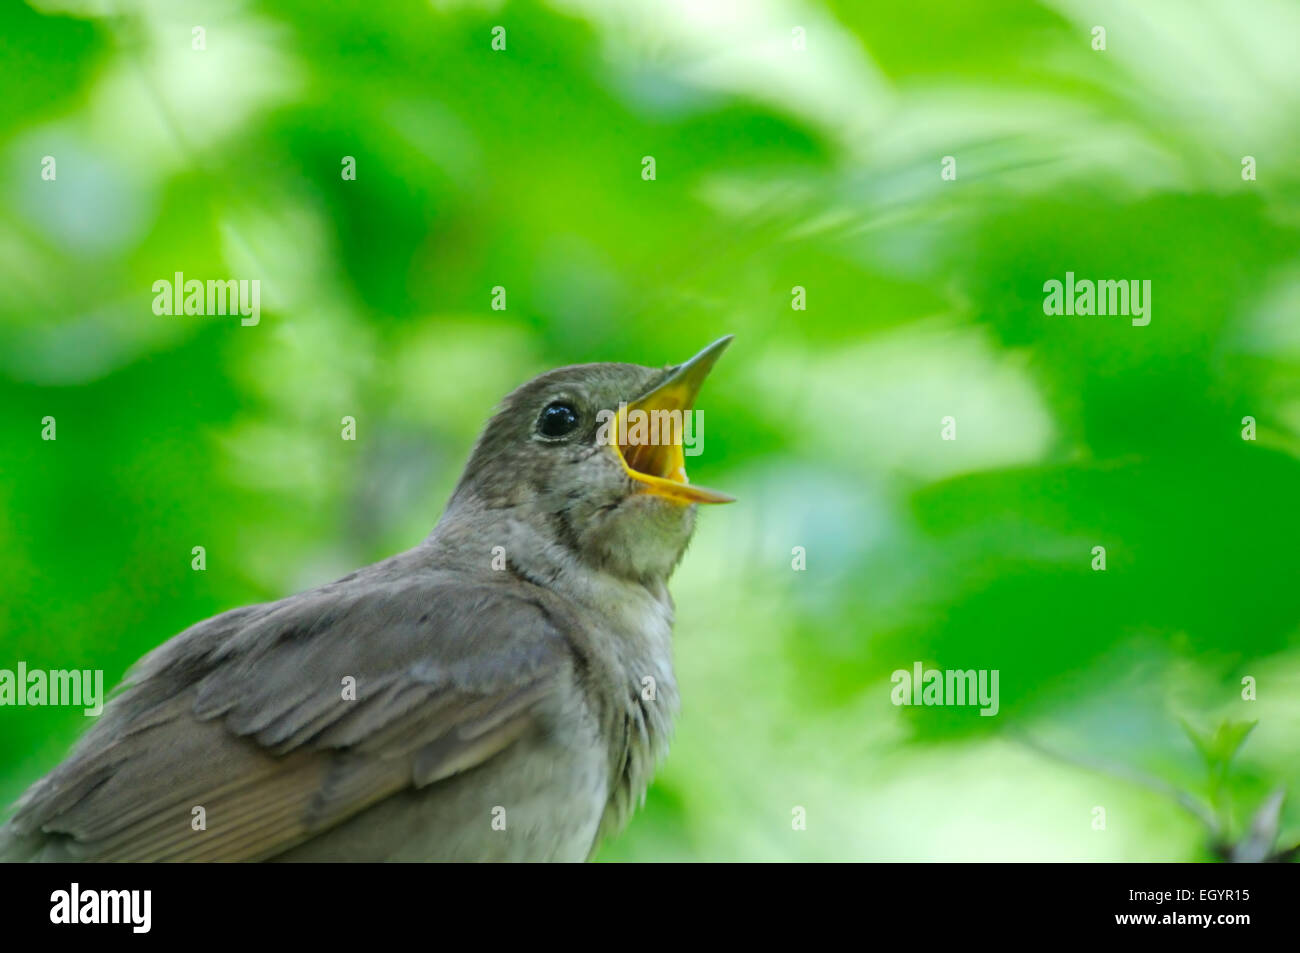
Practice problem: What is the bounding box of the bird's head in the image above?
[449,336,734,583]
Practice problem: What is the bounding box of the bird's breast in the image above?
[575,580,681,847]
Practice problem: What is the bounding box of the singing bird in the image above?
[0,337,734,862]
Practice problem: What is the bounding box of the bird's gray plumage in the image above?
[0,346,730,862]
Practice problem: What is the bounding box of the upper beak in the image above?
[612,335,735,505]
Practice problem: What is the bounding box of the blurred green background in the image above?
[3,0,1299,861]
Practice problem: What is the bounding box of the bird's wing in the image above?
[1,567,582,862]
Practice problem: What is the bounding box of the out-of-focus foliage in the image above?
[2,0,1298,861]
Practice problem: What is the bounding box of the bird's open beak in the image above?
[611,335,736,505]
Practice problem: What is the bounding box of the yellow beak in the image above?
[612,336,735,505]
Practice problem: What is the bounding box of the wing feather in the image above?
[0,563,579,862]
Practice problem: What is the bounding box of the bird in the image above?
[0,336,735,862]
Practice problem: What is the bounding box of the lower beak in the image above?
[612,336,735,505]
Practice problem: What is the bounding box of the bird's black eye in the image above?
[538,401,581,438]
